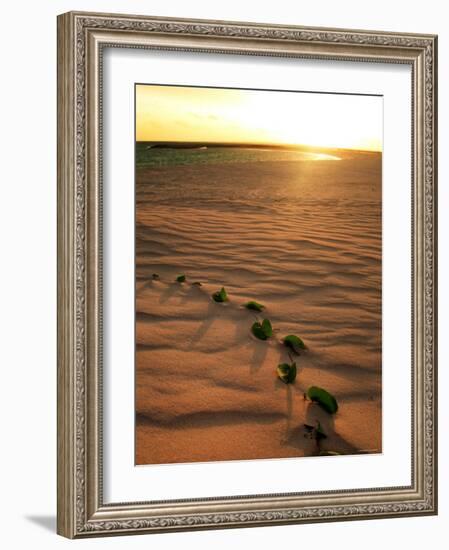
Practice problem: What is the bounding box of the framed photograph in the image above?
[57,11,438,538]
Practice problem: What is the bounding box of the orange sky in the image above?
[136,84,382,151]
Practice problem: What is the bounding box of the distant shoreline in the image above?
[135,142,380,169]
[136,141,381,155]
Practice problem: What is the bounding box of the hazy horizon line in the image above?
[135,140,382,153]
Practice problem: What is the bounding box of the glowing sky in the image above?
[136,84,382,152]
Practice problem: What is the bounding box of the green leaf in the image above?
[307,386,338,414]
[244,301,265,312]
[261,318,273,337]
[176,274,186,282]
[251,318,273,340]
[251,322,268,340]
[283,334,307,353]
[212,287,228,302]
[277,362,297,384]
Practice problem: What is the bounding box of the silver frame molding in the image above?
[57,11,438,538]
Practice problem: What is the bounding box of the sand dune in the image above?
[135,150,382,465]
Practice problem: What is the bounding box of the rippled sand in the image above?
[135,149,382,465]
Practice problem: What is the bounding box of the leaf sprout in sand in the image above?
[306,386,338,414]
[244,300,265,312]
[176,274,186,283]
[283,334,307,354]
[251,318,273,340]
[212,287,228,303]
[277,361,297,384]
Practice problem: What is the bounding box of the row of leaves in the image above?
[155,273,339,419]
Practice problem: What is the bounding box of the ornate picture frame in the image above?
[57,11,437,538]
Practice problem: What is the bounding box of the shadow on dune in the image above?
[190,300,218,344]
[272,376,306,440]
[332,389,379,402]
[137,277,160,293]
[159,282,182,304]
[179,283,207,303]
[136,409,285,429]
[213,378,259,393]
[282,402,359,456]
[250,340,269,374]
[285,384,293,436]
[305,357,380,380]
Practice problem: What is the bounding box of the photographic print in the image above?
[135,84,383,465]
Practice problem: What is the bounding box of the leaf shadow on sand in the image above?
[285,384,294,436]
[136,278,157,292]
[273,372,304,438]
[189,300,219,344]
[179,283,206,304]
[284,402,358,456]
[158,282,183,304]
[136,409,285,430]
[249,339,270,374]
